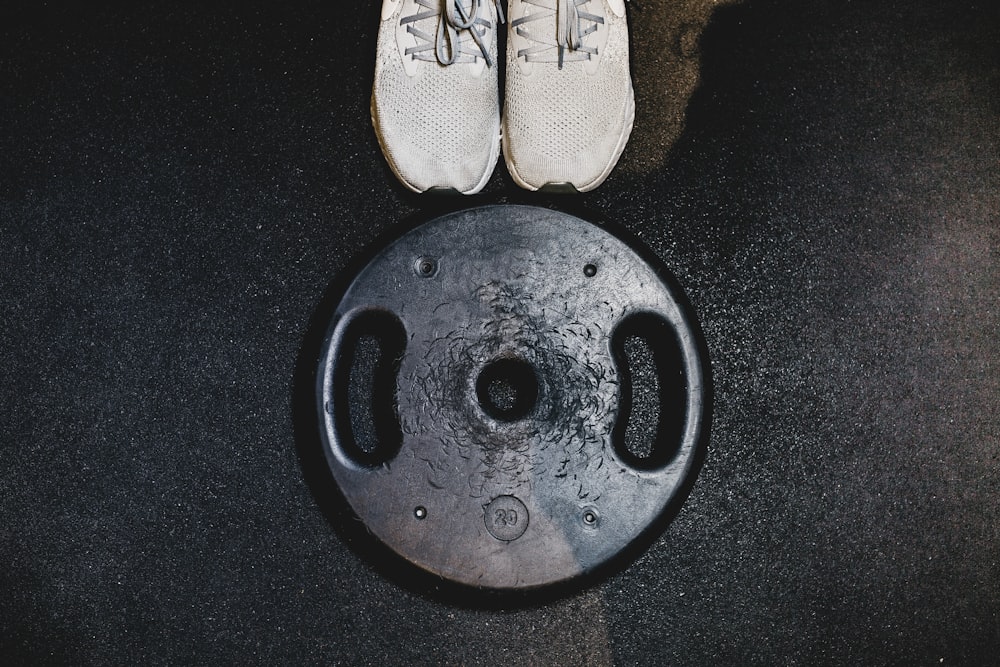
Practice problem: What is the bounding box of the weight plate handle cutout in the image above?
[327,308,407,469]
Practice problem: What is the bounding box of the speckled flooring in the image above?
[2,1,998,663]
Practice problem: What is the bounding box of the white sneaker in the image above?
[503,0,635,192]
[372,0,504,194]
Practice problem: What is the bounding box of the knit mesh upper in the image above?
[503,1,634,190]
[372,0,501,193]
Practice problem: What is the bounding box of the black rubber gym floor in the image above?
[2,1,998,664]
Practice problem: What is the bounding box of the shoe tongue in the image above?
[428,0,485,34]
[432,0,495,70]
[443,0,479,23]
[556,0,583,50]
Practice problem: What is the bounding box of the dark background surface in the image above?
[2,1,998,664]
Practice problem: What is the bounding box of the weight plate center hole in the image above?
[475,358,539,422]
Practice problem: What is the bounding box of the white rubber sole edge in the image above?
[370,93,501,196]
[502,86,636,193]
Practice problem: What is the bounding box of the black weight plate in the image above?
[317,205,709,590]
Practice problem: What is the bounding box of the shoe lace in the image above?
[401,0,505,68]
[512,0,605,69]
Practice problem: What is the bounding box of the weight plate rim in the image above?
[314,204,713,594]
